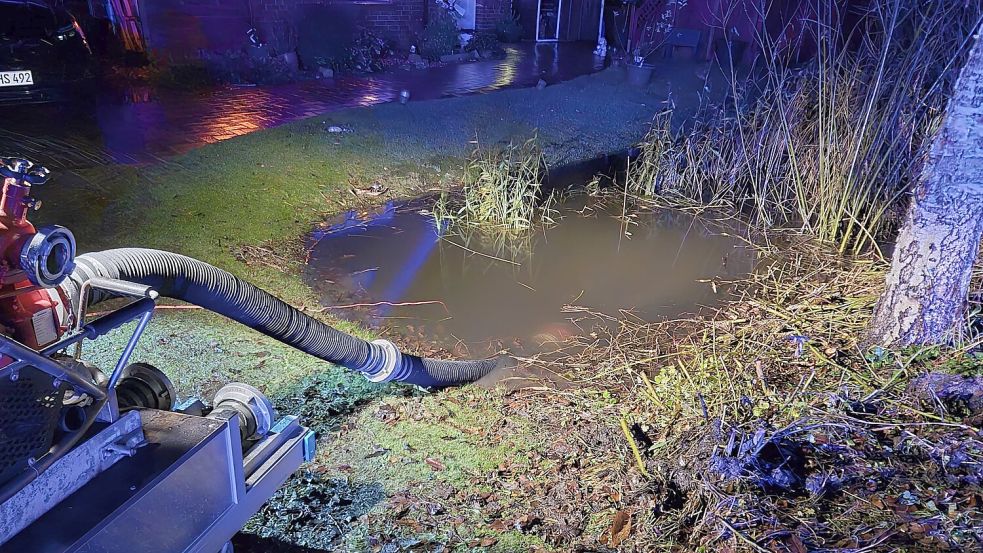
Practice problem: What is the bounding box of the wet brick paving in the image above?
[0,43,603,169]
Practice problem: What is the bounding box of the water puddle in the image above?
[305,195,755,357]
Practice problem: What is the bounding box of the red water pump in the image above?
[0,158,75,352]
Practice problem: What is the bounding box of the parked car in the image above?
[0,0,93,104]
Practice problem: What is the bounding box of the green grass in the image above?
[249,385,551,551]
[319,387,551,551]
[321,388,539,490]
[39,68,706,303]
[29,68,711,549]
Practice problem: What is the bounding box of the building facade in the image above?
[96,0,861,66]
[122,0,514,58]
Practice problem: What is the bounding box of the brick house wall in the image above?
[137,0,428,57]
[136,0,252,56]
[252,0,426,46]
[474,0,511,32]
[135,0,521,60]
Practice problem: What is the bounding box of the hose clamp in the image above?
[364,339,401,383]
[213,382,276,440]
[20,225,76,287]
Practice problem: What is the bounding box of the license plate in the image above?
[0,70,33,87]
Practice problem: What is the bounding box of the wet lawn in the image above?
[30,61,983,551]
[40,66,723,551]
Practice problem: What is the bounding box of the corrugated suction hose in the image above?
[60,249,511,387]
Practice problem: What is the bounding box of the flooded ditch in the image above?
[305,194,756,358]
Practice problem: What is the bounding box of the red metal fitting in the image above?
[0,159,71,351]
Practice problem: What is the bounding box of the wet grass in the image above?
[324,389,540,489]
[253,386,554,551]
[27,67,720,550]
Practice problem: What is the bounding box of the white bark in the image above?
[869,23,983,346]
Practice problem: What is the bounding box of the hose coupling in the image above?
[362,339,406,383]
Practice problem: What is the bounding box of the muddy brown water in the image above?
[305,195,755,358]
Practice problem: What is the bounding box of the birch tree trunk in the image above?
[868,23,983,347]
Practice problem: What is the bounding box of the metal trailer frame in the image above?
[0,277,315,552]
[3,410,314,553]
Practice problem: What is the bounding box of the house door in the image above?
[559,0,601,41]
[536,0,562,41]
[109,0,145,51]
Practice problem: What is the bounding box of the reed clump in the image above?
[546,3,983,547]
[627,0,983,255]
[434,137,555,237]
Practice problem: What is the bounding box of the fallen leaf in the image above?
[489,520,508,532]
[789,532,808,553]
[425,457,446,471]
[606,510,632,547]
[513,513,541,531]
[350,183,389,197]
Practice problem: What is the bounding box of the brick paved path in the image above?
[0,43,603,169]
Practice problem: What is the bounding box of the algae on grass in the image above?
[242,471,387,550]
[239,386,554,551]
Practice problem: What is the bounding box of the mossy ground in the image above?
[35,66,723,551]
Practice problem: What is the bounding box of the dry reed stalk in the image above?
[626,0,983,255]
